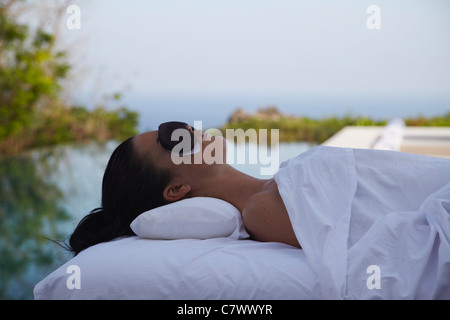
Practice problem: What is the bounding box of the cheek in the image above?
[219,136,228,159]
[158,149,181,172]
[168,136,228,166]
[202,136,227,164]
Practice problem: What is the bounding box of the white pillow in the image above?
[130,197,250,240]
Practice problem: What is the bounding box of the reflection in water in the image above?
[0,141,118,300]
[0,152,69,299]
[0,140,311,299]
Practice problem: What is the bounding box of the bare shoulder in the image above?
[242,180,301,248]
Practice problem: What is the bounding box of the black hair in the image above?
[68,137,172,255]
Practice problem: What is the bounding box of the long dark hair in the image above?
[68,137,172,255]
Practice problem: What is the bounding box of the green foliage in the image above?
[404,113,450,127]
[222,111,450,144]
[221,114,381,144]
[0,4,139,156]
[0,7,66,139]
[30,104,139,150]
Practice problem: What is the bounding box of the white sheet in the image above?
[34,237,319,300]
[274,146,450,299]
[35,146,450,300]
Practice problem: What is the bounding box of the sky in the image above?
[61,0,450,129]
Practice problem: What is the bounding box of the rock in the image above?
[228,108,250,123]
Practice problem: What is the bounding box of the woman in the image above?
[69,124,450,299]
[69,122,299,255]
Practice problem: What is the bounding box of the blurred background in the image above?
[1,0,449,299]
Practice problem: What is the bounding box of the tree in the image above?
[0,2,70,152]
[0,1,138,155]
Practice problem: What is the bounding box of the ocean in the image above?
[124,93,450,132]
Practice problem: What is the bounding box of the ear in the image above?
[163,183,192,203]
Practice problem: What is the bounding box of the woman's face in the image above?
[132,128,227,179]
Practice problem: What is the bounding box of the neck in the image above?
[191,165,268,213]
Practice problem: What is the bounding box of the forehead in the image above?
[132,131,158,156]
[135,130,157,144]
